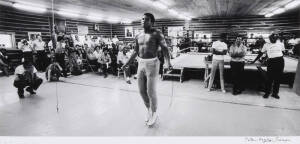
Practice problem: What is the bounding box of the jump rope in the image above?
[53,53,299,115]
[53,61,300,118]
[54,57,176,116]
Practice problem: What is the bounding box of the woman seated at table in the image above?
[251,33,285,99]
[207,33,228,93]
[229,36,247,95]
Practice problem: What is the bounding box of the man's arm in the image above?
[251,44,267,64]
[212,49,226,55]
[158,32,172,69]
[251,51,263,64]
[228,46,235,57]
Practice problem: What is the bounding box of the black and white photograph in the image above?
[125,26,133,38]
[0,0,300,144]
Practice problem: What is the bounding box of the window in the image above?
[0,32,16,49]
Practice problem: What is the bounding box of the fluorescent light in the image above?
[160,0,175,6]
[107,17,120,23]
[168,9,178,16]
[121,19,132,24]
[153,1,168,9]
[13,3,47,13]
[87,14,103,21]
[138,0,153,5]
[185,16,192,21]
[177,14,192,20]
[265,13,274,17]
[285,0,300,9]
[0,1,13,7]
[273,8,285,14]
[58,10,79,18]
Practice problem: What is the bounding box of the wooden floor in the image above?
[0,72,300,136]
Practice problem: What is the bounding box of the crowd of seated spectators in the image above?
[0,34,139,82]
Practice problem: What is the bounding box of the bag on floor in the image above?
[45,63,62,81]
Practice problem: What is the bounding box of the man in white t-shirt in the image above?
[252,33,285,99]
[13,59,43,99]
[32,35,46,71]
[19,39,34,63]
[112,35,119,44]
[207,33,228,93]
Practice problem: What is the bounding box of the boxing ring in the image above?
[163,52,298,85]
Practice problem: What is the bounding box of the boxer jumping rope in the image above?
[122,13,172,126]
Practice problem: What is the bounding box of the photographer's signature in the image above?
[245,137,291,143]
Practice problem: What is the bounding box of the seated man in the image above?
[97,48,111,78]
[0,50,9,76]
[117,48,133,84]
[86,44,97,62]
[14,59,43,99]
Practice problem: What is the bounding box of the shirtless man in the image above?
[122,13,172,126]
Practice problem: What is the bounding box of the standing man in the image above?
[251,33,285,99]
[229,36,247,95]
[33,35,46,71]
[122,13,172,126]
[55,36,67,77]
[112,35,119,44]
[207,33,228,93]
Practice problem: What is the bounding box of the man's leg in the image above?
[137,68,150,109]
[38,51,46,71]
[208,60,218,91]
[59,54,67,77]
[32,78,43,91]
[264,61,274,98]
[145,59,160,126]
[238,62,245,92]
[101,64,108,77]
[0,58,9,76]
[14,79,26,98]
[0,65,9,76]
[56,54,66,77]
[36,51,41,71]
[230,61,238,93]
[25,77,42,95]
[272,58,284,99]
[218,60,226,92]
[137,65,151,122]
[124,65,132,84]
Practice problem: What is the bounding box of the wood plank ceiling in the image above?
[3,0,299,20]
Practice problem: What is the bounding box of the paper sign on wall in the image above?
[168,26,183,37]
[77,25,89,35]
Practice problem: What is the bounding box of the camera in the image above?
[22,40,29,45]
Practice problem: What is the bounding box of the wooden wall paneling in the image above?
[113,15,300,43]
[0,6,51,45]
[65,20,112,37]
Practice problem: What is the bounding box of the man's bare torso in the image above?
[136,29,162,59]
